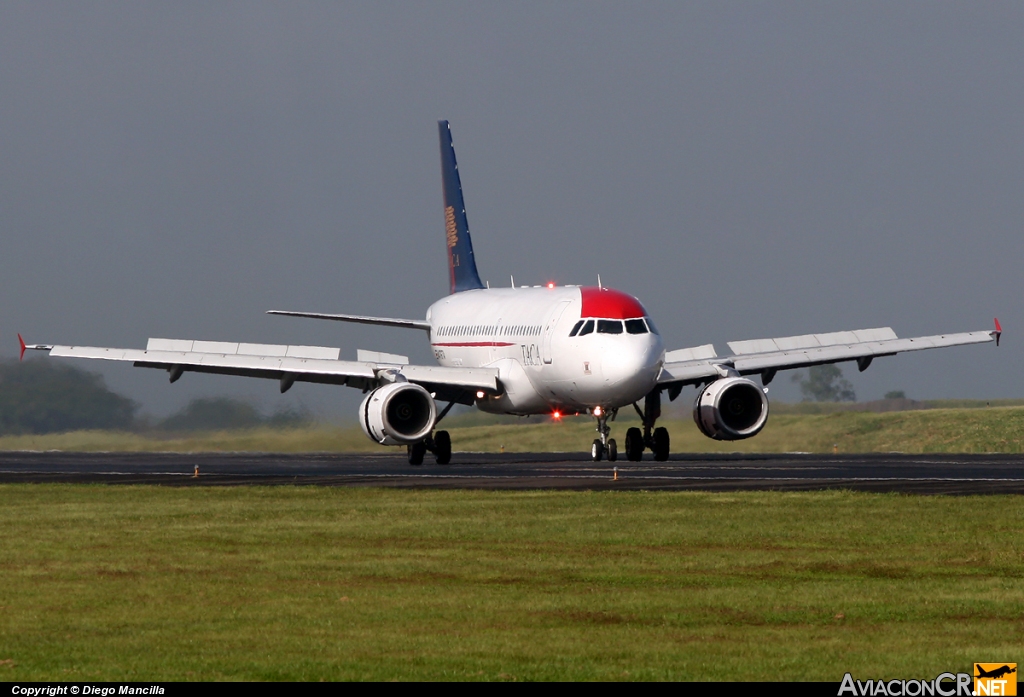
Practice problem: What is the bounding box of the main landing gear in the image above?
[407,430,452,466]
[627,389,670,461]
[407,401,455,466]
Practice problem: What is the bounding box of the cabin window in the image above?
[597,319,623,334]
[625,318,648,335]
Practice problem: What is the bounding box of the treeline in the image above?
[0,359,311,435]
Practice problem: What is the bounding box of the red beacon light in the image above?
[546,282,555,289]
[552,410,562,420]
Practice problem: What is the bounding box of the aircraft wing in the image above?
[25,337,497,405]
[658,324,1000,391]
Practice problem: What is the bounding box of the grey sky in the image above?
[1,3,1020,418]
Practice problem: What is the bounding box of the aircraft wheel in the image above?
[434,430,452,465]
[625,427,643,461]
[591,439,604,462]
[607,438,617,462]
[408,441,426,466]
[653,427,670,461]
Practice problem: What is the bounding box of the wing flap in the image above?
[145,338,340,360]
[401,364,498,390]
[658,360,722,384]
[664,344,717,363]
[52,344,374,378]
[658,327,997,388]
[727,327,897,354]
[731,330,994,373]
[357,349,409,365]
[44,339,497,396]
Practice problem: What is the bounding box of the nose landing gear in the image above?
[590,407,618,462]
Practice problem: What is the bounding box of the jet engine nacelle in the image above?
[359,382,437,445]
[693,376,769,440]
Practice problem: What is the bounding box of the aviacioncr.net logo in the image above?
[839,672,972,696]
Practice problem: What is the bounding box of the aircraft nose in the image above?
[602,336,662,390]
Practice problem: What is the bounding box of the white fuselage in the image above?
[425,286,664,414]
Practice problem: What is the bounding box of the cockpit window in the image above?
[597,319,623,334]
[625,318,648,334]
[569,320,584,337]
[644,317,659,335]
[577,319,595,336]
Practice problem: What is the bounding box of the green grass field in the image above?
[2,404,1023,454]
[0,486,1020,681]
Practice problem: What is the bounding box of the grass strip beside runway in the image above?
[0,486,1020,681]
[1,405,1023,453]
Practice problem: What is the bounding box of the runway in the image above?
[0,451,1021,493]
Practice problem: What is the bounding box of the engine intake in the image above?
[360,382,437,445]
[693,376,769,440]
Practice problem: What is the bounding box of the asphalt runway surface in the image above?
[0,451,1022,493]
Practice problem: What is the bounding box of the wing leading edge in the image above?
[26,337,496,405]
[658,324,1000,392]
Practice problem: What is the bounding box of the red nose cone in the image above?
[579,287,647,319]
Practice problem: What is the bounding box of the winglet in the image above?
[18,333,26,361]
[994,318,1002,347]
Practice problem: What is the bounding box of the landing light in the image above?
[476,390,486,399]
[592,406,603,417]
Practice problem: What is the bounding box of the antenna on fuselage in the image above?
[511,275,515,288]
[597,274,602,290]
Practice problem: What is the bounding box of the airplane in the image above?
[976,665,1017,680]
[21,121,1002,465]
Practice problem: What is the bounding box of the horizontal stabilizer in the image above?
[267,310,431,331]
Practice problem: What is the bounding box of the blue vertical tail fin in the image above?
[438,120,485,294]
